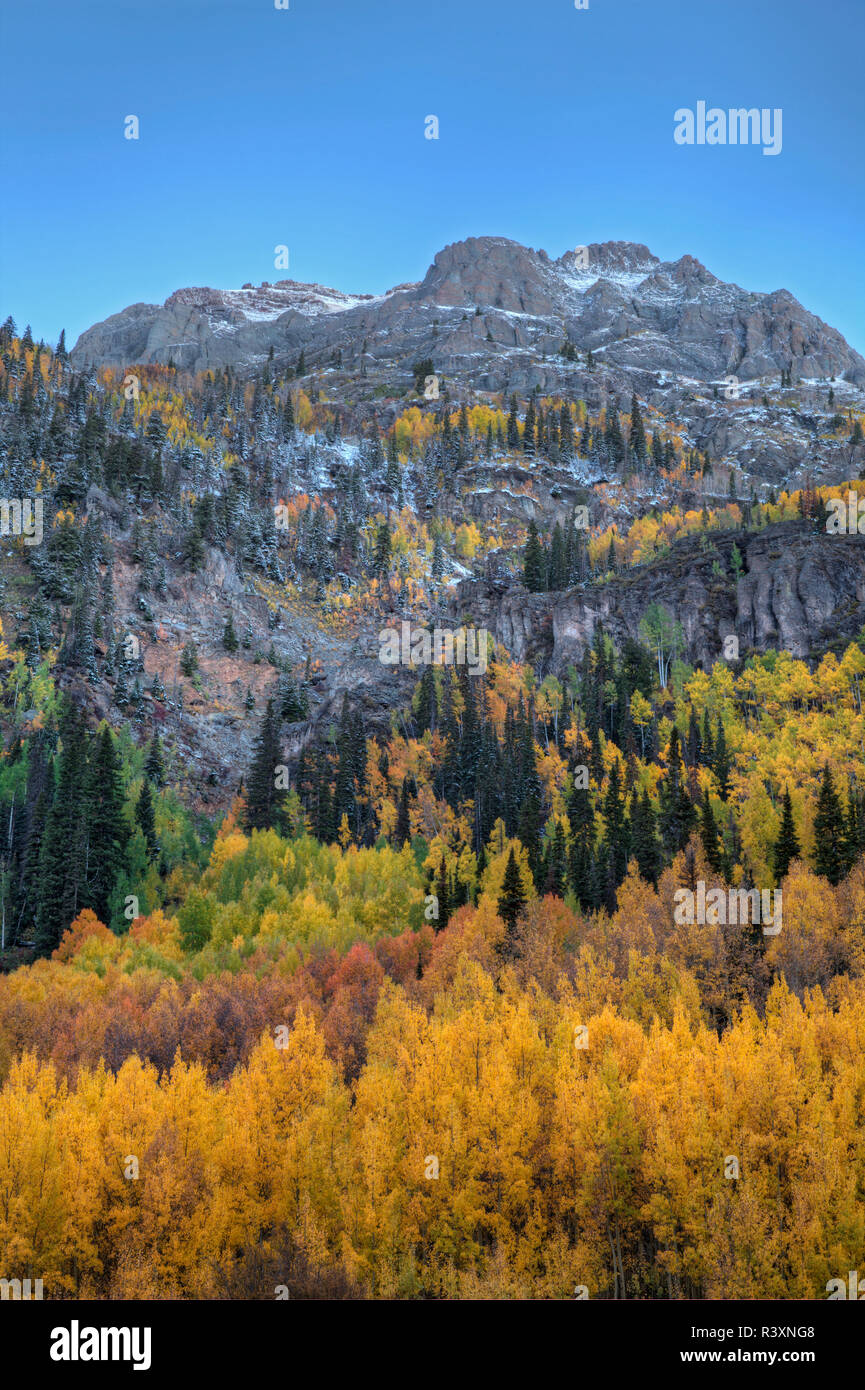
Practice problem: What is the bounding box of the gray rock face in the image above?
[452,522,865,673]
[71,235,865,390]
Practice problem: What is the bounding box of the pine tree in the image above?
[712,716,731,799]
[434,857,451,932]
[278,672,308,723]
[34,706,87,956]
[84,726,130,923]
[548,522,566,590]
[543,821,568,897]
[560,404,574,456]
[332,696,359,836]
[517,708,543,886]
[395,777,411,848]
[373,521,392,582]
[182,524,206,572]
[629,392,647,465]
[523,399,536,455]
[813,765,845,884]
[314,756,335,842]
[415,666,436,736]
[701,709,714,766]
[431,533,444,585]
[523,520,545,592]
[842,786,865,874]
[631,788,661,884]
[17,754,54,945]
[114,666,130,708]
[135,778,159,859]
[699,787,723,874]
[180,642,199,678]
[144,735,165,787]
[772,786,800,881]
[498,847,527,951]
[602,759,629,884]
[659,725,695,854]
[245,700,285,832]
[223,612,239,652]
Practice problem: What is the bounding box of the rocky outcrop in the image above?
[453,522,865,672]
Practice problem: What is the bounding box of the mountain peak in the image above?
[70,233,865,391]
[579,241,659,274]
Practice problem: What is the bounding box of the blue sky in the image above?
[2,0,863,353]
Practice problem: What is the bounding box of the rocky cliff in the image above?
[453,521,865,674]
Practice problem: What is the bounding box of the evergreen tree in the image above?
[516,704,543,885]
[548,522,566,590]
[699,787,723,874]
[180,642,199,678]
[83,726,130,925]
[813,765,845,884]
[772,786,800,881]
[543,821,568,897]
[523,398,536,455]
[628,392,647,465]
[602,759,629,884]
[278,672,308,723]
[34,706,87,956]
[712,716,731,799]
[223,612,239,652]
[701,709,714,767]
[523,520,545,592]
[16,755,55,945]
[631,788,661,884]
[114,666,130,708]
[497,847,527,950]
[373,521,392,582]
[659,725,695,854]
[415,666,437,736]
[182,524,206,572]
[431,533,444,585]
[434,857,451,932]
[244,700,286,832]
[395,777,411,848]
[144,735,165,787]
[135,777,159,860]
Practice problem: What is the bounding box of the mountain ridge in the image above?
[71,235,865,390]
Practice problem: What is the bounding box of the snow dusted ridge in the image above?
[166,280,399,325]
[71,234,865,397]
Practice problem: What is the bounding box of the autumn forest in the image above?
[0,316,864,1305]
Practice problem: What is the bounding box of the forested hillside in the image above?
[1,314,864,1300]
